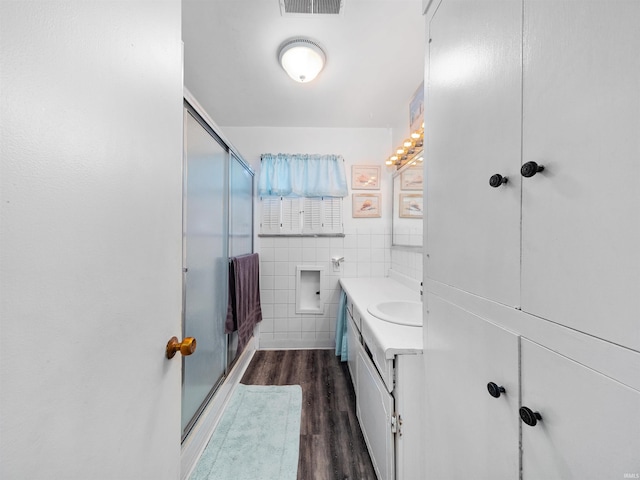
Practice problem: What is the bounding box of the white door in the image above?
[426,0,522,307]
[521,339,640,479]
[425,294,520,479]
[0,2,183,478]
[520,0,640,351]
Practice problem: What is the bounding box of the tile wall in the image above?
[258,226,392,349]
[391,247,423,283]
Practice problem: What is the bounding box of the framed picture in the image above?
[351,165,380,190]
[352,193,381,218]
[401,166,424,190]
[409,82,424,134]
[399,194,423,218]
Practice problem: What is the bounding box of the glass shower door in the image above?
[181,108,229,439]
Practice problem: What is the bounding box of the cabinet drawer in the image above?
[362,331,394,393]
[352,305,363,333]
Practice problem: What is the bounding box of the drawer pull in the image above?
[521,161,544,178]
[489,174,508,187]
[519,406,542,427]
[487,382,505,398]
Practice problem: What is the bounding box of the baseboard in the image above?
[259,346,335,351]
[258,337,335,350]
[180,337,257,480]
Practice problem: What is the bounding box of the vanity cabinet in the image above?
[425,0,640,475]
[340,278,424,480]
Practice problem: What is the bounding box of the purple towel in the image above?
[226,253,262,355]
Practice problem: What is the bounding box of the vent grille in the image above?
[280,0,344,15]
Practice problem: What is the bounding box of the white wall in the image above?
[224,127,399,348]
[0,2,184,478]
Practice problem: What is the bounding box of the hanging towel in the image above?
[335,290,348,362]
[226,253,262,355]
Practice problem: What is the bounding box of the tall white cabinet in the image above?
[424,0,640,478]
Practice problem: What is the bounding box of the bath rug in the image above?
[189,384,302,480]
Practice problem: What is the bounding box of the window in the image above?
[258,153,347,236]
[260,196,343,236]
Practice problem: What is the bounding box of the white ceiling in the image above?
[182,0,425,129]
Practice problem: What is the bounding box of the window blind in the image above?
[260,196,344,235]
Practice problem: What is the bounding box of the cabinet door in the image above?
[521,0,640,351]
[426,0,522,307]
[356,342,395,480]
[521,339,640,478]
[425,294,520,479]
[346,312,358,391]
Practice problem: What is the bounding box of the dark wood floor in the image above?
[240,349,377,480]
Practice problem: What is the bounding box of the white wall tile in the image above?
[274,247,289,262]
[273,303,288,318]
[288,237,303,247]
[273,289,288,304]
[357,262,372,277]
[260,247,275,262]
[302,248,316,262]
[274,276,288,289]
[261,304,274,319]
[260,317,274,333]
[288,248,302,262]
[273,317,288,332]
[274,262,289,276]
[261,276,275,290]
[287,318,301,332]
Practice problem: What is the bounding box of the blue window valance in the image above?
[258,153,348,198]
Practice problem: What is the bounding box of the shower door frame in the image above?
[181,99,230,442]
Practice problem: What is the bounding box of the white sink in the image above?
[367,301,423,327]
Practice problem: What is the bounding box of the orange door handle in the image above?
[166,336,196,359]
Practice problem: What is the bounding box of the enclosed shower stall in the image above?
[181,95,254,441]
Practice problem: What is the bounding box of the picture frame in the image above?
[399,194,423,218]
[352,193,381,218]
[409,81,425,134]
[351,165,381,190]
[401,166,424,190]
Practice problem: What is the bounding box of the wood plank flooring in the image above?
[240,349,377,480]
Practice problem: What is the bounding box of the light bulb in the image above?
[279,39,326,83]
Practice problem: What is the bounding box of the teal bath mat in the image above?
[190,384,302,480]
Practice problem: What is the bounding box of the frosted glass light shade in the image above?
[278,38,326,83]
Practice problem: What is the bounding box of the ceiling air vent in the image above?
[279,0,344,16]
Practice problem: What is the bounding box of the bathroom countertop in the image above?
[339,277,423,359]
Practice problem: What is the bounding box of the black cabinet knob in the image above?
[489,174,508,188]
[521,161,544,178]
[519,406,542,427]
[487,382,506,398]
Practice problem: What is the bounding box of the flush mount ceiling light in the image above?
[278,38,326,83]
